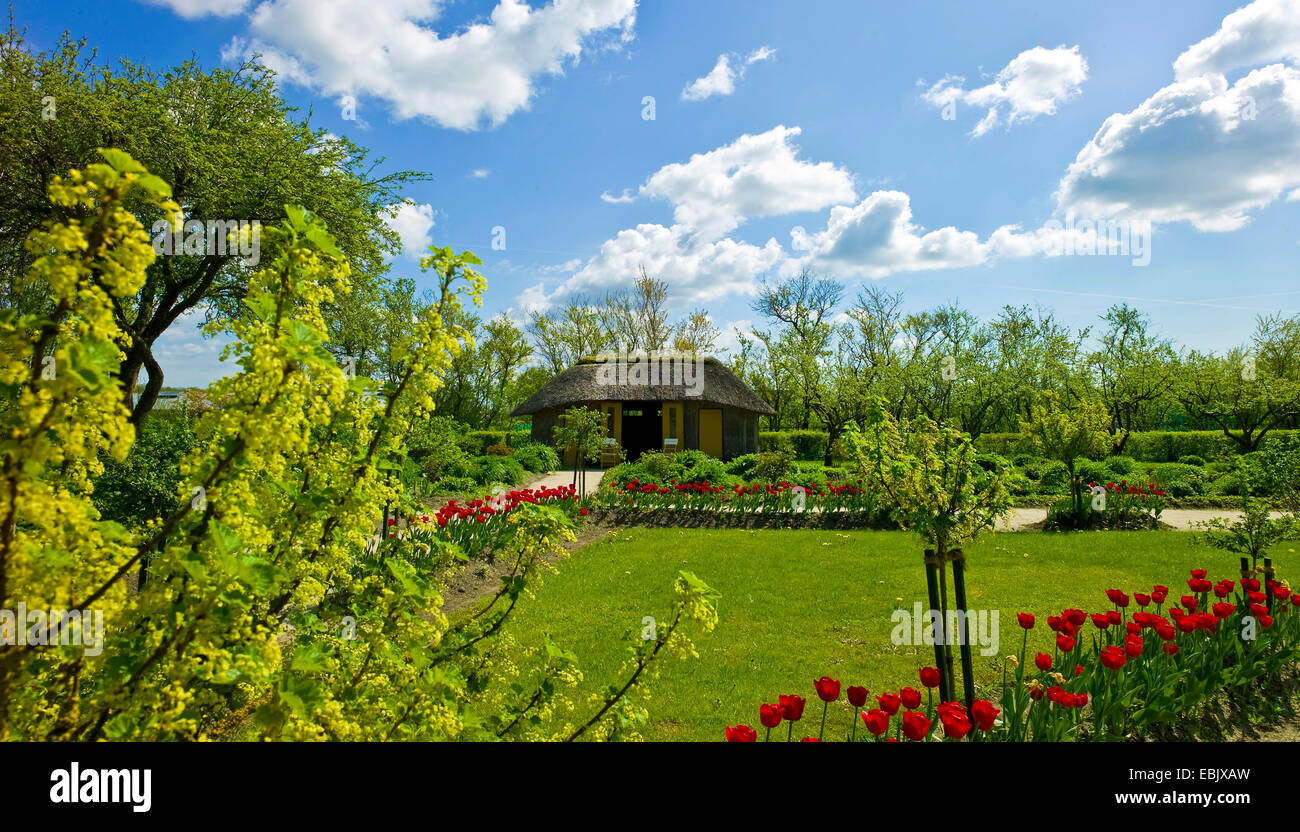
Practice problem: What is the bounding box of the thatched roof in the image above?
[511,355,774,416]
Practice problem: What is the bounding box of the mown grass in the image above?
[496,527,1298,741]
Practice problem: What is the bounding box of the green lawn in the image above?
[496,527,1296,741]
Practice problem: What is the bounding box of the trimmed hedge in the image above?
[759,429,830,461]
[974,430,1300,462]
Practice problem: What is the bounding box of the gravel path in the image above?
[995,507,1271,531]
[522,467,607,496]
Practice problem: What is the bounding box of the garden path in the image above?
[996,507,1285,532]
[523,468,607,496]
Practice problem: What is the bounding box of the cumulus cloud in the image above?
[638,125,856,238]
[220,0,637,130]
[1173,0,1300,80]
[138,0,251,18]
[681,46,775,101]
[922,45,1088,136]
[600,188,636,204]
[538,223,786,306]
[1056,0,1300,232]
[787,191,993,278]
[383,202,436,257]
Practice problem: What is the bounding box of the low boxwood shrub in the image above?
[1176,454,1206,467]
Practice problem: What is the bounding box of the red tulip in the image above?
[900,687,922,710]
[876,693,901,715]
[846,685,869,708]
[1100,645,1127,670]
[919,667,941,689]
[970,699,999,732]
[1034,652,1052,671]
[862,709,889,736]
[759,703,782,728]
[1017,612,1035,629]
[779,694,806,722]
[725,724,757,742]
[813,676,840,703]
[902,711,931,741]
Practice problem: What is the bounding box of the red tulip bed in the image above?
[726,568,1300,742]
[1091,480,1166,529]
[595,479,879,518]
[398,484,586,560]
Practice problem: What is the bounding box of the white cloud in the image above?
[138,0,251,18]
[788,191,992,278]
[383,202,436,257]
[1173,0,1300,80]
[1057,62,1300,232]
[519,222,785,310]
[543,258,584,273]
[638,125,856,238]
[922,45,1088,136]
[222,0,637,130]
[681,45,775,101]
[470,169,491,178]
[600,188,636,203]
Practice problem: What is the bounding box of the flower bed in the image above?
[726,566,1298,741]
[396,484,585,560]
[595,478,881,518]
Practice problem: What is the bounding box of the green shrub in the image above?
[753,449,796,482]
[725,453,759,478]
[759,430,828,461]
[485,442,513,456]
[512,442,560,473]
[458,430,509,456]
[1103,455,1135,475]
[1010,453,1037,468]
[1176,455,1206,467]
[1075,458,1111,486]
[92,409,198,527]
[676,449,728,485]
[972,433,1024,456]
[467,455,527,486]
[432,475,478,495]
[1165,480,1197,498]
[1143,462,1206,494]
[975,452,1009,473]
[1209,471,1246,497]
[1038,461,1071,491]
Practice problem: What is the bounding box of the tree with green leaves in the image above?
[552,405,608,493]
[1019,392,1111,525]
[1178,315,1300,452]
[0,28,425,424]
[1090,303,1178,452]
[842,401,1010,708]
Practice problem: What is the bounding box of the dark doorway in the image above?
[621,406,661,460]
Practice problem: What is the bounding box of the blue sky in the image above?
[17,0,1300,385]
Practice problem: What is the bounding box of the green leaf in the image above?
[97,148,147,174]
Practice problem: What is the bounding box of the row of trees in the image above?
[733,271,1300,457]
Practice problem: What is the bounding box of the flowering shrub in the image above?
[0,152,717,742]
[727,567,1299,741]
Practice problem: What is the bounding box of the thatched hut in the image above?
[511,354,774,461]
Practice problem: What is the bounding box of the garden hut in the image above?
[511,354,774,462]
